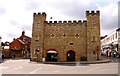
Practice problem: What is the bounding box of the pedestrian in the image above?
[113,52,116,58]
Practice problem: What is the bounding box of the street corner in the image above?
[79,59,111,64]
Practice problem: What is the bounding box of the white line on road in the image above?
[18,66,23,69]
[14,68,18,69]
[11,60,15,62]
[29,68,42,74]
[54,70,59,72]
[0,67,8,69]
[86,67,100,72]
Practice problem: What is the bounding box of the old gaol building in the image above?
[31,10,101,62]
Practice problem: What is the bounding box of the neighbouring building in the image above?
[9,31,31,58]
[31,10,101,62]
[118,28,120,56]
[0,36,1,46]
[2,41,10,58]
[0,36,2,62]
[101,28,120,56]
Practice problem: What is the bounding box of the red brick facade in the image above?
[9,31,31,58]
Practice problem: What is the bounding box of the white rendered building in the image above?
[101,28,119,54]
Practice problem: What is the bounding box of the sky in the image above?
[0,0,119,42]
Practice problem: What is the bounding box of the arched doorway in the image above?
[67,50,75,61]
[46,50,58,62]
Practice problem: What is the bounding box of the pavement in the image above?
[1,56,119,65]
[30,56,112,64]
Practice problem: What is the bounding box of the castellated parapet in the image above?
[45,20,87,26]
[86,10,100,16]
[33,12,46,16]
[31,10,101,62]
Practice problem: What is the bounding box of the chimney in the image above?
[13,38,15,40]
[22,31,25,36]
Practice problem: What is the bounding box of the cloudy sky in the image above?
[0,0,119,42]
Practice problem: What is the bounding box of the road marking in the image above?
[54,70,59,72]
[11,61,15,62]
[0,67,8,69]
[29,68,42,74]
[18,66,23,69]
[86,67,100,72]
[14,68,18,69]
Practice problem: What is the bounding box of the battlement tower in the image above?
[86,10,100,60]
[31,12,46,62]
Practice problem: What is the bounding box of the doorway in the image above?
[46,50,58,62]
[67,50,75,61]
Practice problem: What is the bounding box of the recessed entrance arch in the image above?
[46,50,58,62]
[67,50,75,61]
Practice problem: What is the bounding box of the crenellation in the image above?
[83,20,87,23]
[49,21,52,23]
[45,21,48,24]
[33,13,36,17]
[42,12,46,16]
[82,20,87,25]
[45,20,88,26]
[46,21,53,26]
[78,20,82,23]
[91,11,95,15]
[91,11,94,13]
[63,21,67,23]
[38,12,41,15]
[73,20,77,23]
[33,12,47,18]
[96,11,100,15]
[68,21,72,23]
[72,20,78,26]
[86,11,89,16]
[77,20,82,25]
[58,21,62,23]
[54,21,57,23]
[86,10,100,16]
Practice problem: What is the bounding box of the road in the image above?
[0,59,118,74]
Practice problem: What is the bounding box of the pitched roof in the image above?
[24,35,31,42]
[17,39,25,44]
